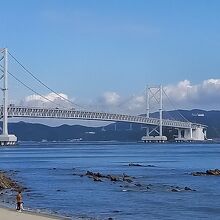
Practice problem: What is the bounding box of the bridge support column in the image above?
[192,126,206,141]
[146,127,149,136]
[177,128,182,139]
[0,48,17,146]
[183,128,193,141]
[175,128,185,142]
[204,130,207,139]
[175,128,193,142]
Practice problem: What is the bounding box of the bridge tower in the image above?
[0,48,17,145]
[142,85,167,142]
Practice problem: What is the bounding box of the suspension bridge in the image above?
[0,48,207,145]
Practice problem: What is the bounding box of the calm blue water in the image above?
[0,142,220,220]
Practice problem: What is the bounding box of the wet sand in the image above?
[0,207,68,220]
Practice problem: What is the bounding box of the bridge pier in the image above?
[0,48,17,146]
[0,134,17,146]
[192,126,206,141]
[142,135,167,143]
[175,126,206,142]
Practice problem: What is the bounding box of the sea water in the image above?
[0,142,220,220]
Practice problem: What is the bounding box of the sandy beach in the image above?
[0,207,67,220]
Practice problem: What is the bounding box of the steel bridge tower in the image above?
[0,48,17,145]
[142,85,167,142]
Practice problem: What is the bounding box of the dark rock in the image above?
[135,183,142,187]
[192,169,220,176]
[122,173,130,178]
[129,163,143,167]
[122,173,134,183]
[107,175,118,181]
[171,188,180,192]
[86,171,94,176]
[123,178,133,183]
[184,187,192,191]
[95,172,105,178]
[192,172,206,176]
[206,169,220,175]
[85,171,108,182]
[0,172,23,191]
[93,177,102,182]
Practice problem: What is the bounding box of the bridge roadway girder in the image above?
[0,106,206,130]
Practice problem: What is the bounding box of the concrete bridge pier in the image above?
[142,135,167,143]
[175,126,206,142]
[192,126,206,141]
[175,128,192,142]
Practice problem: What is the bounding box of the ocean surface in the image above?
[0,142,220,220]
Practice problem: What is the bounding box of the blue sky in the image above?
[1,0,220,113]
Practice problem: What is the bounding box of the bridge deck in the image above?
[0,106,205,129]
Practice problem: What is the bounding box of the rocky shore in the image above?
[192,169,220,176]
[0,171,68,220]
[0,171,22,191]
[72,166,196,193]
[0,170,24,208]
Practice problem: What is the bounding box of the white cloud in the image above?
[20,92,74,108]
[127,95,145,112]
[94,79,220,113]
[164,79,220,109]
[96,92,121,109]
[102,92,120,106]
[92,92,145,114]
[25,93,68,103]
[19,79,220,115]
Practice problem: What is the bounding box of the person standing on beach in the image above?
[16,191,22,212]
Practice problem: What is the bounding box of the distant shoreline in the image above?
[17,139,220,146]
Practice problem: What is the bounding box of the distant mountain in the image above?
[2,109,220,141]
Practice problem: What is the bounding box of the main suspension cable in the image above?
[8,71,65,107]
[163,89,189,122]
[8,51,85,109]
[0,64,64,107]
